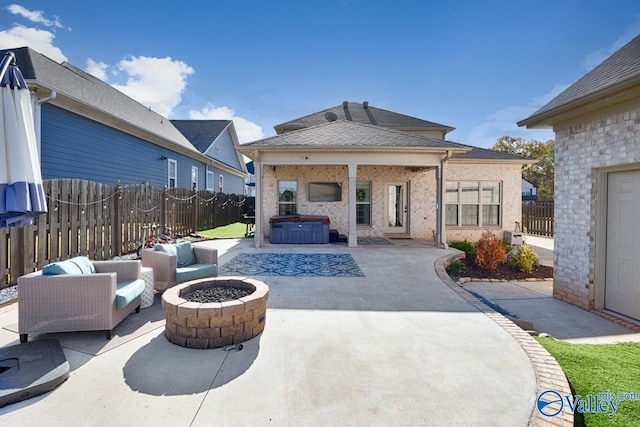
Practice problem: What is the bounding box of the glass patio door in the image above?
[385,182,407,234]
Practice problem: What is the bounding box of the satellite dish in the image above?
[325,112,338,122]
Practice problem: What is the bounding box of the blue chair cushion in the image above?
[42,256,96,275]
[154,241,196,268]
[175,264,218,283]
[115,279,145,309]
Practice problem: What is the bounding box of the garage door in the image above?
[605,171,640,320]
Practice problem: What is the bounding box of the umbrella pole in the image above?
[0,51,16,83]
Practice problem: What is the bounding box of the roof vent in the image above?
[363,101,369,108]
[342,101,349,108]
[325,112,338,122]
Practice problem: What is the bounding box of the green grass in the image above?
[535,337,640,426]
[197,222,249,239]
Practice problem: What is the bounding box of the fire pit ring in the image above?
[162,277,268,349]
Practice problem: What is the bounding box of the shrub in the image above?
[447,259,466,275]
[474,231,506,271]
[510,242,539,273]
[449,240,476,257]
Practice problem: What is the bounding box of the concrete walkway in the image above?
[463,235,640,344]
[0,239,537,426]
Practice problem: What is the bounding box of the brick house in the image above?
[519,35,640,322]
[238,101,530,247]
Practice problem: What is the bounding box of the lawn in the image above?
[535,337,640,426]
[198,222,249,239]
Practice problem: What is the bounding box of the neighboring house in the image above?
[518,34,640,322]
[245,161,256,197]
[171,120,247,194]
[238,101,531,247]
[2,46,215,190]
[522,178,537,200]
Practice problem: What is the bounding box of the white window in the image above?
[206,170,214,191]
[168,159,177,189]
[446,181,501,227]
[356,181,372,226]
[278,180,297,215]
[218,175,224,193]
[191,166,198,191]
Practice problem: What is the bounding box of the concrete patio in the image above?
[0,239,541,426]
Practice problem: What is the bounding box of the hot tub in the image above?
[269,215,330,244]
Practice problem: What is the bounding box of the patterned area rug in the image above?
[357,237,393,245]
[219,253,365,277]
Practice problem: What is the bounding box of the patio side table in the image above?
[140,266,155,309]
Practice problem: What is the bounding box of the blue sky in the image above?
[1,1,640,147]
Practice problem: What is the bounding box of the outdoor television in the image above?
[309,182,342,202]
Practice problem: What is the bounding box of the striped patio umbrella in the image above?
[0,51,47,227]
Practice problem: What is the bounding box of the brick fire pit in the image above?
[161,277,268,349]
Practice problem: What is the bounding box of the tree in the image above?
[492,136,554,201]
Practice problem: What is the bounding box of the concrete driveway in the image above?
[0,239,536,426]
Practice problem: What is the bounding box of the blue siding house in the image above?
[171,120,247,194]
[2,46,218,190]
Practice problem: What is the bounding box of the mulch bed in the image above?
[448,256,553,281]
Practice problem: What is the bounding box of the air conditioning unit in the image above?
[504,231,523,245]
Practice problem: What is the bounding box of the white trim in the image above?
[168,159,177,189]
[206,170,214,191]
[218,175,224,193]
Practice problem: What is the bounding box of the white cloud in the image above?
[111,56,194,117]
[467,87,559,148]
[85,58,108,80]
[582,19,640,71]
[7,4,67,30]
[0,25,66,62]
[189,104,265,143]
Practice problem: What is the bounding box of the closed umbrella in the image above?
[0,51,47,227]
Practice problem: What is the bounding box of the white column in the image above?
[254,152,262,248]
[348,164,358,247]
[438,153,450,248]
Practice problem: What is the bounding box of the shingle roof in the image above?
[171,120,231,153]
[274,101,455,133]
[240,120,467,151]
[1,47,202,156]
[449,144,533,162]
[519,34,640,127]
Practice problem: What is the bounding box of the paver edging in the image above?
[435,251,573,427]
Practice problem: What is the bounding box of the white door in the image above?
[605,171,640,320]
[385,182,407,234]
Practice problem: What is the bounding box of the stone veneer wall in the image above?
[261,163,522,243]
[445,162,523,243]
[553,104,640,309]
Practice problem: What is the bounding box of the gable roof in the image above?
[519,34,640,128]
[239,120,468,153]
[1,46,207,160]
[274,101,455,134]
[171,120,232,153]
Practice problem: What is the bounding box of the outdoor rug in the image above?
[3,294,165,356]
[218,253,365,277]
[357,237,393,245]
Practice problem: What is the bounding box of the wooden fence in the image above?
[0,179,246,287]
[522,200,554,237]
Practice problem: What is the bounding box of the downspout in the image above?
[33,90,57,156]
[437,150,452,248]
[253,149,262,248]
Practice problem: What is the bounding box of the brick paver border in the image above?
[435,251,573,426]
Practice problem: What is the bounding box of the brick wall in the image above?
[446,162,523,242]
[260,162,522,243]
[554,105,640,309]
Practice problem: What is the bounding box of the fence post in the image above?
[114,181,122,255]
[161,187,167,233]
